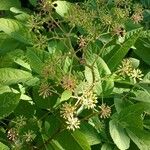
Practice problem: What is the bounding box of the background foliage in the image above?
[0,0,150,149]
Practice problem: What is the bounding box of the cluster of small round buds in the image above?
[7,128,18,142]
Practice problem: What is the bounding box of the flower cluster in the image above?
[80,91,98,109]
[117,59,143,83]
[7,128,18,142]
[61,75,76,91]
[38,82,52,99]
[60,103,80,131]
[77,35,87,49]
[23,130,36,143]
[131,4,143,24]
[99,103,111,119]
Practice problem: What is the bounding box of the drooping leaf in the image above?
[0,18,34,45]
[109,119,130,150]
[0,68,33,85]
[0,92,20,119]
[107,30,141,70]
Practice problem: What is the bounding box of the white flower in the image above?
[130,69,143,83]
[81,91,97,109]
[66,117,80,131]
[60,103,76,119]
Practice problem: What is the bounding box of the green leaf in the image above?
[29,0,37,6]
[33,87,57,109]
[26,49,45,74]
[63,56,72,73]
[127,127,150,150]
[0,92,20,119]
[132,89,150,103]
[0,33,21,55]
[60,90,72,103]
[107,31,141,70]
[0,85,11,94]
[109,119,130,150]
[114,97,132,113]
[85,54,114,96]
[117,103,150,128]
[0,68,33,85]
[51,1,71,17]
[80,123,101,145]
[0,0,20,10]
[0,142,10,150]
[0,18,34,45]
[50,140,65,150]
[134,39,150,65]
[56,130,91,150]
[101,143,112,150]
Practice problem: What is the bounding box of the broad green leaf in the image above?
[50,140,65,150]
[101,143,112,150]
[127,127,150,150]
[10,7,30,22]
[51,1,71,17]
[132,89,150,103]
[56,130,91,150]
[129,58,140,68]
[26,49,44,74]
[14,100,35,118]
[107,31,141,70]
[0,33,20,55]
[142,72,150,84]
[117,103,150,128]
[85,54,114,96]
[134,39,150,65]
[60,90,72,103]
[109,120,130,150]
[114,97,132,113]
[48,40,68,54]
[0,142,10,150]
[0,0,20,10]
[33,87,57,109]
[0,18,33,45]
[0,68,33,85]
[0,85,11,94]
[0,92,20,119]
[80,123,101,145]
